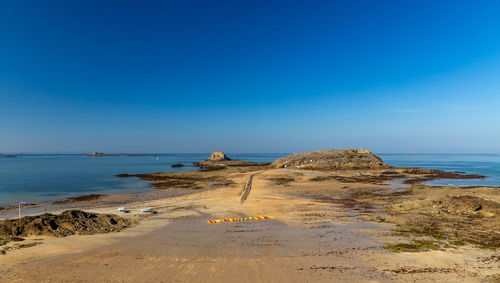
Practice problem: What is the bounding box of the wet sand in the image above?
[0,168,498,282]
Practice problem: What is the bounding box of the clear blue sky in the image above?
[1,1,499,153]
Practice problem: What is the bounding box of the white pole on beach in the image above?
[18,201,26,223]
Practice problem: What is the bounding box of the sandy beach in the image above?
[0,151,498,282]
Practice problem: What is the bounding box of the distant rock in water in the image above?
[52,194,105,205]
[271,149,389,170]
[171,163,185,168]
[85,152,123,157]
[84,152,146,157]
[208,151,231,161]
[194,151,269,170]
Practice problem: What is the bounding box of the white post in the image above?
[18,202,26,224]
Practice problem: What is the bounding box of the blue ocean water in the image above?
[1,153,499,206]
[379,154,500,187]
[0,153,285,206]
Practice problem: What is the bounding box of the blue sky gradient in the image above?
[1,1,499,153]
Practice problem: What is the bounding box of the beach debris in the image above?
[140,208,153,213]
[207,216,275,224]
[117,207,130,213]
[390,211,397,216]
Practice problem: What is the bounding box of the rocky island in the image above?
[84,152,147,157]
[271,149,388,170]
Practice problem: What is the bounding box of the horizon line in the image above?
[1,152,499,155]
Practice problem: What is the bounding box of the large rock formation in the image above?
[271,149,389,170]
[0,210,132,238]
[207,151,230,161]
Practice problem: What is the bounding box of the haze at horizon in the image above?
[1,1,499,154]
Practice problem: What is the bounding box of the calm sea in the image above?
[380,154,500,187]
[0,153,284,206]
[0,153,499,206]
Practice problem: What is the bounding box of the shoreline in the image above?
[0,164,494,216]
[0,188,196,219]
[1,153,498,210]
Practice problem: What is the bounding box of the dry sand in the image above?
[0,168,498,282]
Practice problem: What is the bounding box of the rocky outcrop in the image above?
[171,163,185,168]
[194,152,269,170]
[271,149,389,170]
[207,151,230,161]
[52,194,105,205]
[0,210,132,238]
